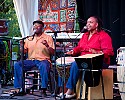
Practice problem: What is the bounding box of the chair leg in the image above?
[48,75,52,92]
[79,71,86,100]
[31,84,34,94]
[100,73,105,100]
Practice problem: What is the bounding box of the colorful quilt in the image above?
[38,0,77,33]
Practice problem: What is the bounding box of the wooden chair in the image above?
[25,66,53,94]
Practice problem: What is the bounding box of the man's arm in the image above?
[41,40,54,55]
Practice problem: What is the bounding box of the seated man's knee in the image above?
[39,60,50,71]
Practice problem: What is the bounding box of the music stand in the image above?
[74,54,105,100]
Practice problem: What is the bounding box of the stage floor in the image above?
[0,84,122,100]
[0,86,55,100]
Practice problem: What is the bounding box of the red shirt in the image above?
[73,30,114,64]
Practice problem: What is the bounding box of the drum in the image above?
[56,57,75,79]
[117,66,125,100]
[117,47,125,66]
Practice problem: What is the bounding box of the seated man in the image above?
[14,20,54,96]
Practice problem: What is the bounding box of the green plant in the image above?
[0,0,21,37]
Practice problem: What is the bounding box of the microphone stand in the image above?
[47,30,80,99]
[59,32,76,100]
[57,41,67,100]
[52,31,66,100]
[19,35,34,95]
[51,31,58,99]
[47,31,68,99]
[60,31,82,99]
[61,43,66,100]
[20,38,25,94]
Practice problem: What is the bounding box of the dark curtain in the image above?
[76,0,125,65]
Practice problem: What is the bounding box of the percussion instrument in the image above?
[56,57,75,78]
[117,66,125,100]
[76,69,113,99]
[75,54,104,87]
[117,47,125,66]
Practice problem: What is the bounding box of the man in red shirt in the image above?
[58,16,114,99]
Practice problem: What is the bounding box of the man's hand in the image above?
[41,40,54,55]
[41,40,49,47]
[19,40,24,47]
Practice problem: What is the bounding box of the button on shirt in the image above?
[24,33,54,62]
[73,30,114,64]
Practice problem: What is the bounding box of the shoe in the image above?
[2,90,15,96]
[14,88,26,96]
[40,88,47,97]
[57,92,63,97]
[3,88,20,95]
[57,92,76,99]
[42,92,47,97]
[65,93,76,99]
[56,93,64,99]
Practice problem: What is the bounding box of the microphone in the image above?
[20,30,36,41]
[33,29,37,32]
[80,26,88,33]
[33,29,37,35]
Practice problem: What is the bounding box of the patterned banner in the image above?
[38,0,77,33]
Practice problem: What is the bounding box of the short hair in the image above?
[33,20,44,27]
